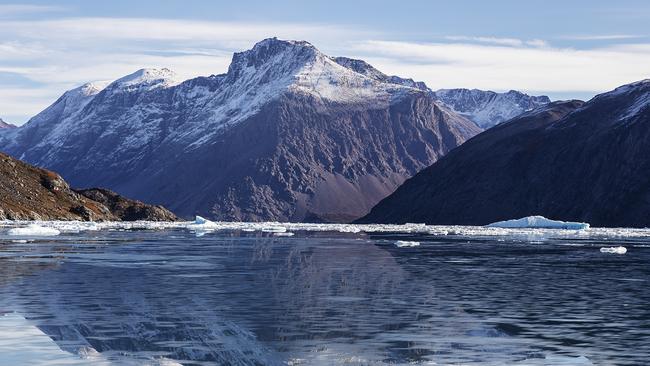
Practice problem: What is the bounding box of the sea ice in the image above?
[487,216,589,230]
[394,240,420,247]
[600,246,627,254]
[7,224,60,236]
[261,225,287,233]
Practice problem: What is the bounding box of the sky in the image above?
[1,0,649,125]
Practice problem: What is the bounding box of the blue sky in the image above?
[1,0,649,124]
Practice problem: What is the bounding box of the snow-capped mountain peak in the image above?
[108,68,181,91]
[222,37,425,106]
[226,38,319,82]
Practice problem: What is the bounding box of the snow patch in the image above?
[487,216,589,230]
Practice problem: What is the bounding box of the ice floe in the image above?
[487,216,589,230]
[600,246,627,254]
[3,217,650,240]
[7,224,60,236]
[394,240,420,247]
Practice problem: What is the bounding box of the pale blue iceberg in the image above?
[487,216,589,230]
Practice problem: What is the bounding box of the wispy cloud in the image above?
[352,40,650,94]
[1,16,649,124]
[560,34,646,41]
[444,36,548,48]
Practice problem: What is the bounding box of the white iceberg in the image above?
[600,246,627,254]
[186,216,219,234]
[394,240,420,247]
[7,224,60,236]
[193,216,210,225]
[487,216,589,230]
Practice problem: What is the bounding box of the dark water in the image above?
[0,228,648,365]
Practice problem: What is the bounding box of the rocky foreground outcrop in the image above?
[75,188,178,221]
[0,152,178,221]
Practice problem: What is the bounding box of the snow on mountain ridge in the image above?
[433,88,551,128]
[332,56,429,91]
[582,79,650,124]
[0,118,16,129]
[107,68,181,91]
[5,38,437,162]
[178,38,430,148]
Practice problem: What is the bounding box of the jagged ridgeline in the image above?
[1,38,482,222]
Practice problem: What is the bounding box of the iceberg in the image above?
[600,246,627,254]
[394,240,420,247]
[7,224,60,236]
[186,216,220,235]
[487,216,589,230]
[194,216,210,225]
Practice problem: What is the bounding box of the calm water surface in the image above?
[0,227,648,365]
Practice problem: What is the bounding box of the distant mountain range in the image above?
[0,152,177,221]
[432,89,550,129]
[361,79,650,228]
[1,38,486,222]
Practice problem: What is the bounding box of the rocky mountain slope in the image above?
[0,118,16,129]
[362,79,650,227]
[432,89,551,129]
[0,152,178,221]
[1,38,481,222]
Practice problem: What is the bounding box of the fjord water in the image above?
[0,227,648,365]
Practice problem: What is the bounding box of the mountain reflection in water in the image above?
[0,228,648,365]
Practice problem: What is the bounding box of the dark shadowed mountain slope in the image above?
[1,38,481,222]
[0,152,177,221]
[362,79,650,228]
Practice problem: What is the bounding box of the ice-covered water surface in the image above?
[0,221,648,365]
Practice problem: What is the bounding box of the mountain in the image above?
[432,89,551,129]
[1,38,481,222]
[361,79,650,228]
[326,61,547,129]
[0,152,178,221]
[0,118,16,129]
